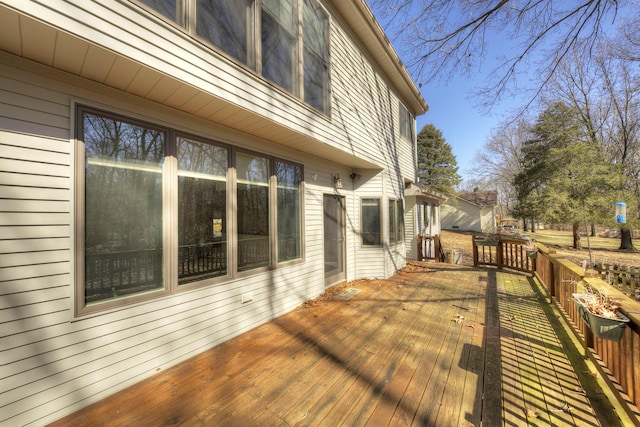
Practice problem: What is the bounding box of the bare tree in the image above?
[540,40,640,248]
[469,116,530,217]
[369,0,631,109]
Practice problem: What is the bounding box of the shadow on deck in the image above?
[50,263,633,426]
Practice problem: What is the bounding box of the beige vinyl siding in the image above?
[404,197,417,260]
[0,0,393,169]
[350,171,386,279]
[0,57,327,427]
[1,1,418,176]
[330,24,400,169]
[0,1,422,424]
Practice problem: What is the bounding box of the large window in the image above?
[81,111,166,306]
[77,107,303,314]
[139,0,180,23]
[177,137,228,284]
[361,199,381,246]
[262,0,297,93]
[197,0,253,65]
[134,0,330,113]
[276,161,302,261]
[236,152,271,271]
[303,0,330,112]
[388,199,404,245]
[399,103,413,141]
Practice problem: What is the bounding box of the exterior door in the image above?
[323,194,346,286]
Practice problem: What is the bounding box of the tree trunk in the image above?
[530,219,536,233]
[619,227,635,250]
[590,223,596,237]
[572,222,581,249]
[523,219,528,232]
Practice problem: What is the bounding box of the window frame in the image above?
[360,198,382,247]
[130,0,331,114]
[275,158,304,263]
[399,102,413,142]
[388,198,404,245]
[75,105,304,316]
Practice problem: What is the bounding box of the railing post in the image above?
[496,240,503,269]
[472,237,478,267]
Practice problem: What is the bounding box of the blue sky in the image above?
[416,81,497,182]
[367,4,527,184]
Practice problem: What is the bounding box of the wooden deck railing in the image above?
[417,234,445,262]
[472,234,536,273]
[596,263,640,300]
[532,243,640,419]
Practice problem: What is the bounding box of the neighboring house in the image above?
[0,1,427,425]
[404,183,447,260]
[441,191,498,234]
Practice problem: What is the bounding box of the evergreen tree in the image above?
[416,124,461,195]
[514,102,621,249]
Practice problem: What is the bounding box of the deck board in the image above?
[49,263,631,427]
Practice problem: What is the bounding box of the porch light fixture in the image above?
[333,174,342,189]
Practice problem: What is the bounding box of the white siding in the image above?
[0,0,423,424]
[441,200,482,233]
[350,171,386,280]
[0,0,416,173]
[0,59,326,426]
[404,197,418,260]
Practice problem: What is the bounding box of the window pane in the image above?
[303,0,328,111]
[303,49,326,111]
[362,199,381,246]
[276,161,302,262]
[389,200,397,244]
[262,11,297,92]
[397,201,404,242]
[177,137,228,284]
[399,103,412,141]
[303,0,326,55]
[83,112,165,304]
[197,0,251,64]
[138,0,178,22]
[237,152,271,271]
[263,0,295,32]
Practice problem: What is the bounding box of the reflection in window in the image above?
[138,0,179,23]
[82,111,165,304]
[388,199,404,244]
[262,0,297,92]
[237,152,271,271]
[397,200,404,242]
[197,0,252,64]
[362,199,381,246]
[303,0,329,112]
[399,103,413,141]
[177,137,228,284]
[276,161,302,261]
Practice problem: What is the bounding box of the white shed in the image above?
[441,191,498,234]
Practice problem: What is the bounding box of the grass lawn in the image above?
[523,229,622,250]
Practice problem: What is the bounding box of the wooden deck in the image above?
[50,263,632,426]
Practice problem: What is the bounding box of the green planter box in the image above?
[573,293,630,342]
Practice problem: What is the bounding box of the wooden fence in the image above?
[472,235,537,273]
[596,264,640,301]
[533,244,640,421]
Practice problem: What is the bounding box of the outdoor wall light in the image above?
[333,174,342,189]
